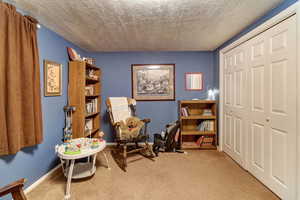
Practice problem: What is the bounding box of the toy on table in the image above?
[91,139,100,149]
[63,136,105,154]
[63,138,86,155]
[64,142,81,155]
[98,131,105,142]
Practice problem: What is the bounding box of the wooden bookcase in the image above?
[68,61,101,138]
[179,100,217,149]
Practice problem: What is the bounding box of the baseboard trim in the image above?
[24,164,61,194]
[106,142,154,146]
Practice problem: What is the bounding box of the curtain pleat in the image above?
[0,2,43,155]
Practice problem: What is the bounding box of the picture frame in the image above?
[131,64,175,101]
[185,72,203,91]
[44,60,62,96]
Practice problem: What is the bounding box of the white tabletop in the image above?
[57,140,106,160]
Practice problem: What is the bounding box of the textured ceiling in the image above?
[9,0,283,52]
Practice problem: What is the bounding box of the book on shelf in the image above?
[184,136,214,147]
[86,98,98,114]
[181,107,189,117]
[197,120,214,131]
[196,136,205,145]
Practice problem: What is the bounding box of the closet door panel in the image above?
[234,70,243,108]
[233,115,242,155]
[270,128,287,184]
[251,66,265,114]
[250,122,266,181]
[223,45,247,166]
[266,15,297,199]
[223,52,235,153]
[248,32,269,185]
[224,73,232,106]
[232,47,247,166]
[224,113,233,149]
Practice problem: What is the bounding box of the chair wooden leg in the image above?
[123,144,127,168]
[11,189,27,200]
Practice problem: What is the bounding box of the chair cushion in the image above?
[119,117,144,140]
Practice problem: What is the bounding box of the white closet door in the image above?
[248,15,296,199]
[223,45,247,167]
[223,50,234,157]
[232,45,247,166]
[248,29,269,185]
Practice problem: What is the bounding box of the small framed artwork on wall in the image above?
[132,64,175,101]
[185,72,203,91]
[44,60,62,96]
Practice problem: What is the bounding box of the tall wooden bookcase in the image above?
[179,100,217,149]
[68,61,101,138]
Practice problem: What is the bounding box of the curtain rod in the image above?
[1,0,41,29]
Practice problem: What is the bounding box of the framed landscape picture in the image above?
[44,60,62,96]
[131,64,175,101]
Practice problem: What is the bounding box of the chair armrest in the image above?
[141,118,151,123]
[0,178,26,197]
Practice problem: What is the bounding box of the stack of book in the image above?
[197,120,214,131]
[86,98,97,114]
[196,136,214,146]
[202,109,212,116]
[181,107,189,116]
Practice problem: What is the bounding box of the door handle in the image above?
[266,117,270,122]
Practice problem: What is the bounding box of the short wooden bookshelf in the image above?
[179,100,217,149]
[68,61,102,139]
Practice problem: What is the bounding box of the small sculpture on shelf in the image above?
[63,106,76,143]
[86,69,99,80]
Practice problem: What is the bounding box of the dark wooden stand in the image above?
[0,179,27,200]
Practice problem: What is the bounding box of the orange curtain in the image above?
[0,2,43,155]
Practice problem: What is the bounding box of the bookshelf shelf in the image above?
[85,128,99,137]
[181,115,216,120]
[85,112,100,118]
[181,100,216,104]
[68,61,102,139]
[179,100,217,150]
[86,77,99,84]
[181,130,216,135]
[85,95,100,99]
[181,142,217,150]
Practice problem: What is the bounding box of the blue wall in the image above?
[0,26,87,200]
[213,0,298,88]
[1,0,298,199]
[89,52,215,142]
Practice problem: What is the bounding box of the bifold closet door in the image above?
[223,44,247,167]
[248,15,296,199]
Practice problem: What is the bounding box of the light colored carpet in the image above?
[27,150,279,200]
